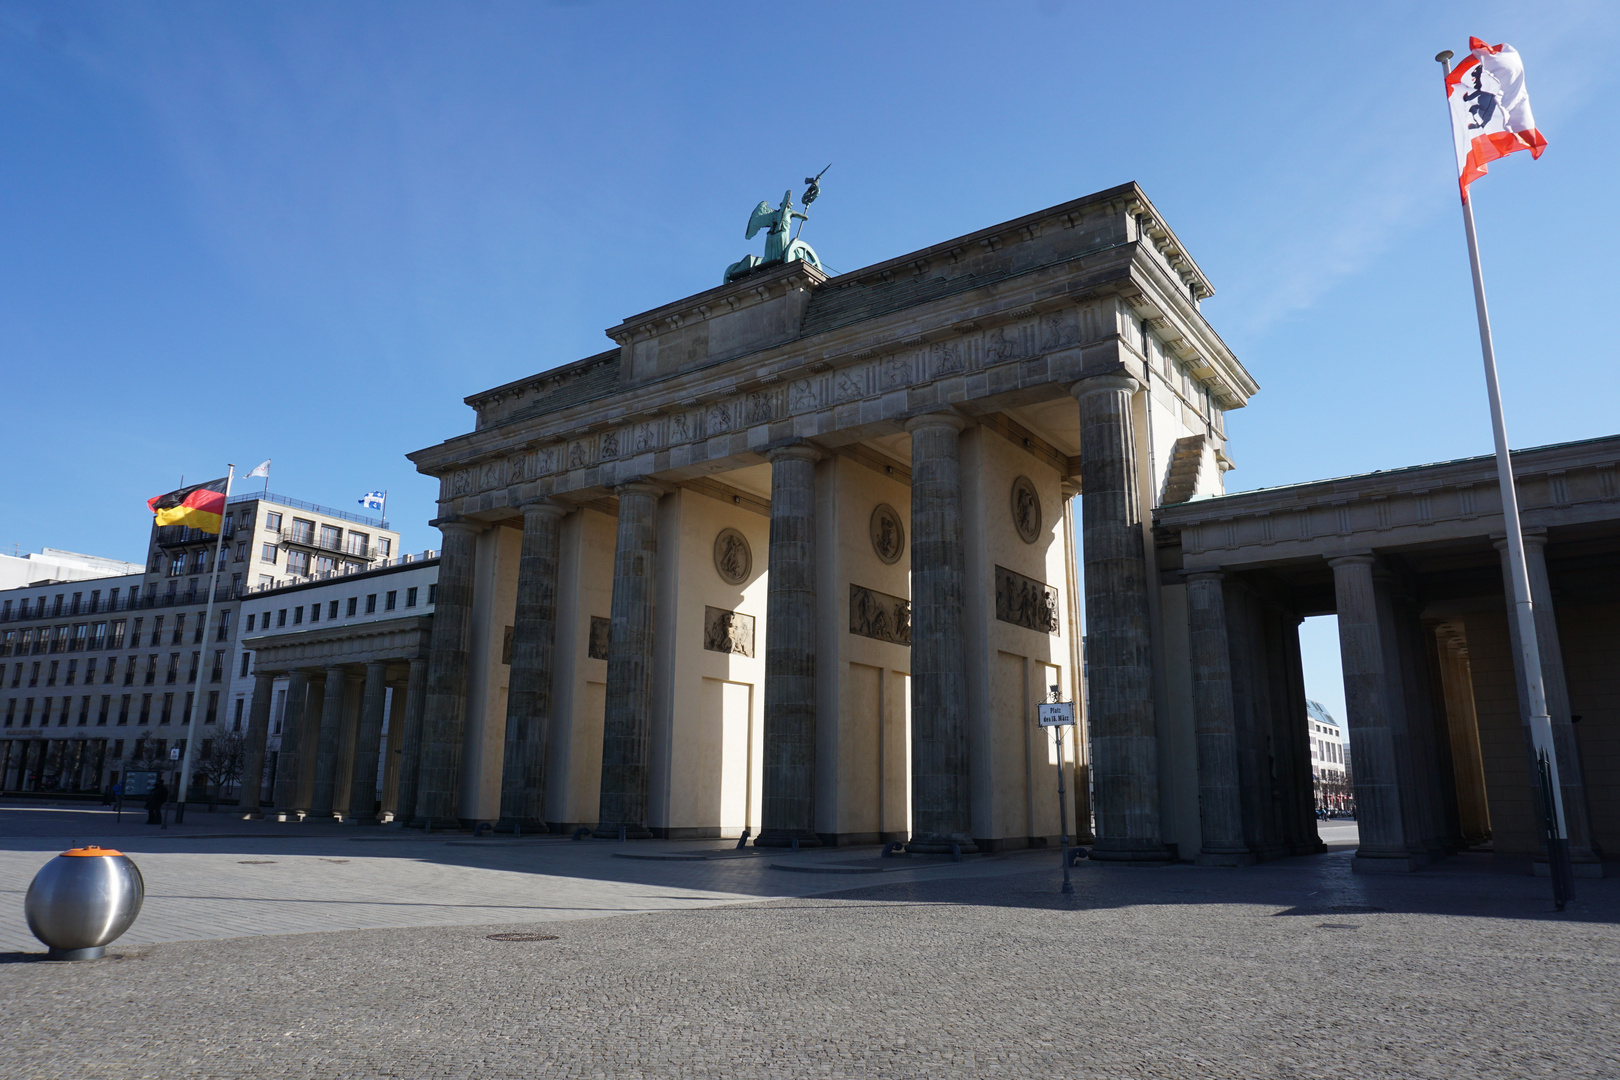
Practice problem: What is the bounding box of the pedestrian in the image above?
[146,777,169,826]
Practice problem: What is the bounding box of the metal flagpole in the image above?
[1436,51,1573,908]
[174,463,235,824]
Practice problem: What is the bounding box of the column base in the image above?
[302,811,342,823]
[1196,848,1258,867]
[593,824,653,840]
[1352,851,1429,873]
[906,837,978,855]
[754,829,821,848]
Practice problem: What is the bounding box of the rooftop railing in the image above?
[229,490,388,530]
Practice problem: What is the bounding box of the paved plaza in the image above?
[2,803,1617,1079]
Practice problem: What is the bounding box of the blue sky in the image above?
[3,1,1616,722]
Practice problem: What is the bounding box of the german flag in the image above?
[147,478,228,533]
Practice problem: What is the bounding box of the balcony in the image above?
[277,528,380,562]
[154,521,235,548]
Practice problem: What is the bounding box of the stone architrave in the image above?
[1073,375,1172,862]
[272,670,312,815]
[594,482,663,839]
[391,656,430,825]
[498,498,569,832]
[1183,572,1254,865]
[308,663,350,820]
[905,414,976,854]
[758,443,821,847]
[415,518,483,828]
[236,672,276,816]
[346,660,389,823]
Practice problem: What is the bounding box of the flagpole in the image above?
[1436,50,1573,907]
[174,463,235,824]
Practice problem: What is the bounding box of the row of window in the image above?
[2,586,138,621]
[3,690,223,728]
[246,584,432,632]
[5,651,228,690]
[1,584,247,624]
[0,610,234,657]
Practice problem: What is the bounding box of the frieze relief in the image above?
[588,617,611,661]
[703,606,755,657]
[850,584,910,646]
[994,565,1060,634]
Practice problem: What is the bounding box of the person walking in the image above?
[145,777,169,825]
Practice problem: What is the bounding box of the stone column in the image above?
[392,657,430,826]
[904,414,975,853]
[1330,555,1422,871]
[272,670,312,815]
[1184,572,1253,865]
[236,672,276,816]
[332,672,364,815]
[346,661,390,824]
[1495,533,1598,869]
[415,518,484,828]
[308,664,350,819]
[595,482,662,839]
[380,678,408,819]
[1072,375,1169,862]
[498,498,569,832]
[759,444,821,847]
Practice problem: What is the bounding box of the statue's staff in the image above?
[793,163,831,243]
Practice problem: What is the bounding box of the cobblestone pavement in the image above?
[3,802,1616,1079]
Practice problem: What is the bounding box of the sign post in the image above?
[1038,688,1078,895]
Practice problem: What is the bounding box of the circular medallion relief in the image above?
[1010,476,1042,544]
[713,528,752,585]
[869,504,905,565]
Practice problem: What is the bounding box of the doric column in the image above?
[415,517,484,827]
[1495,532,1598,867]
[308,663,350,819]
[1184,572,1253,864]
[498,498,569,832]
[391,656,431,826]
[758,443,821,847]
[272,670,312,814]
[595,481,663,839]
[380,676,409,819]
[904,414,975,853]
[1072,375,1169,862]
[1330,554,1422,870]
[236,672,276,816]
[346,660,390,823]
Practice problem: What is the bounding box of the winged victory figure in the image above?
[723,190,823,284]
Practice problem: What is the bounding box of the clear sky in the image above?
[3,1,1616,722]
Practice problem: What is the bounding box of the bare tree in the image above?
[202,731,247,798]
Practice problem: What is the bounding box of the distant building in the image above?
[0,490,400,797]
[0,548,144,591]
[1307,700,1351,812]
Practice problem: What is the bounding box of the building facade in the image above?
[1307,700,1351,812]
[0,491,399,796]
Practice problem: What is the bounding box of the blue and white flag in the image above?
[358,490,386,511]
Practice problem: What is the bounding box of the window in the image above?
[193,549,209,575]
[21,699,33,726]
[193,612,206,644]
[90,589,101,611]
[377,538,392,558]
[265,512,282,531]
[53,625,70,653]
[160,693,173,724]
[164,653,178,684]
[287,550,311,576]
[130,619,142,648]
[217,609,232,641]
[327,600,338,620]
[97,695,110,726]
[246,613,255,632]
[0,600,9,619]
[3,700,12,727]
[91,622,106,650]
[211,651,223,683]
[320,524,342,550]
[150,616,164,647]
[71,592,83,614]
[172,614,186,645]
[112,738,124,758]
[385,591,397,611]
[65,659,77,686]
[346,531,370,556]
[240,651,251,677]
[290,518,315,545]
[261,543,278,564]
[315,555,337,575]
[8,663,18,688]
[47,660,58,686]
[365,594,377,614]
[71,624,87,651]
[110,587,121,607]
[233,698,245,731]
[206,691,218,724]
[235,542,248,562]
[277,609,287,628]
[29,661,40,687]
[78,696,91,726]
[429,584,438,605]
[20,630,33,656]
[138,694,151,725]
[85,658,98,683]
[52,594,64,616]
[169,556,185,577]
[293,606,304,625]
[188,652,200,683]
[1,631,12,657]
[406,587,418,608]
[118,696,130,725]
[346,597,357,617]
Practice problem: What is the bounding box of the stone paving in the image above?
[2,802,1617,1078]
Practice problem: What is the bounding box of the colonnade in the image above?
[0,736,107,794]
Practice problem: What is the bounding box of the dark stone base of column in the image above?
[1088,842,1176,864]
[1352,851,1429,873]
[302,811,342,823]
[495,818,548,835]
[906,837,979,855]
[238,810,265,821]
[593,823,653,840]
[1195,847,1258,867]
[754,829,821,848]
[273,809,306,823]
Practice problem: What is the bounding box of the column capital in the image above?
[766,442,823,465]
[1491,527,1548,552]
[1070,372,1142,400]
[1326,553,1377,569]
[518,496,571,519]
[903,411,968,435]
[1183,570,1226,584]
[430,516,485,536]
[613,479,668,500]
[364,659,388,673]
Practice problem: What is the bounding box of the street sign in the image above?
[1038,702,1075,727]
[169,747,181,760]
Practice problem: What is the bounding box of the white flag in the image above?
[358,490,386,511]
[246,459,271,479]
[1445,37,1547,200]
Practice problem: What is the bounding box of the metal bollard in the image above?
[26,846,144,961]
